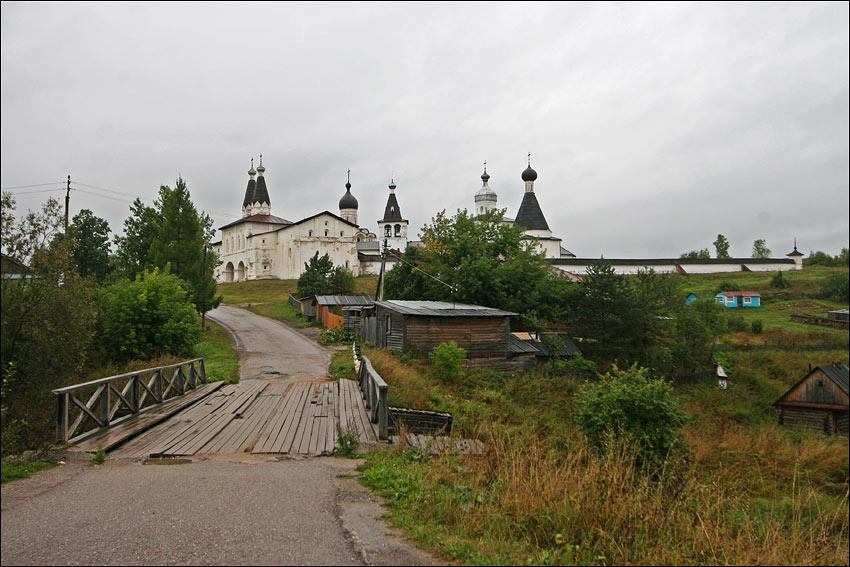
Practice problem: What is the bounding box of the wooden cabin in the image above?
[774,363,849,435]
[366,300,516,358]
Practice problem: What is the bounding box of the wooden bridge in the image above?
[56,355,389,458]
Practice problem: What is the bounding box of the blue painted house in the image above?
[686,291,761,308]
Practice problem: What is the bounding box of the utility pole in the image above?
[376,238,387,301]
[201,243,208,329]
[64,175,71,234]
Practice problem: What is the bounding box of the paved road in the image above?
[1,306,439,566]
[1,455,438,565]
[207,304,330,383]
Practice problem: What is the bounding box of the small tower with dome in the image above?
[474,161,498,215]
[378,179,408,251]
[339,169,359,225]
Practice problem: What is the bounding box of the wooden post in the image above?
[99,385,110,427]
[131,375,140,413]
[155,369,163,403]
[378,384,388,440]
[56,393,69,443]
[198,359,207,383]
[188,362,196,389]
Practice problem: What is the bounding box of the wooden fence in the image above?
[355,351,388,440]
[288,293,301,311]
[53,358,206,444]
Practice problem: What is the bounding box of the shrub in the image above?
[728,314,747,332]
[319,327,354,345]
[430,341,466,382]
[821,272,849,302]
[751,319,764,334]
[715,280,740,293]
[563,355,598,380]
[770,270,790,289]
[575,365,687,467]
[103,268,201,361]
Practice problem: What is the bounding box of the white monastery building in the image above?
[213,154,803,284]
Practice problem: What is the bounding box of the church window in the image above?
[308,230,313,237]
[394,224,401,237]
[324,221,328,226]
[325,230,329,237]
[340,231,344,237]
[384,225,391,237]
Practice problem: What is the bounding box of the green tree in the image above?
[103,268,202,361]
[384,209,573,322]
[751,239,771,259]
[568,260,638,363]
[69,209,112,283]
[680,248,711,260]
[148,178,221,315]
[1,194,101,454]
[113,198,161,279]
[296,252,356,297]
[671,297,727,376]
[713,234,731,259]
[574,365,687,467]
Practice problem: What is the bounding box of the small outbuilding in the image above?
[774,362,849,435]
[308,295,374,329]
[365,300,516,359]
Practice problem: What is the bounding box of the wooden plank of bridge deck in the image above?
[283,383,315,454]
[73,382,225,452]
[310,384,328,455]
[111,386,237,458]
[130,387,239,457]
[167,383,266,456]
[202,391,281,454]
[251,383,298,453]
[297,385,322,454]
[325,382,337,454]
[150,383,265,457]
[266,383,311,454]
[344,379,377,443]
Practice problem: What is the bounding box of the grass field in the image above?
[217,274,378,304]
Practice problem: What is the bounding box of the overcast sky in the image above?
[2,2,848,259]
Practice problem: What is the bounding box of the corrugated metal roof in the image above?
[314,295,374,306]
[375,300,516,317]
[820,364,849,395]
[508,334,541,354]
[218,214,292,230]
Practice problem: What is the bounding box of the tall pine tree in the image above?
[149,177,220,315]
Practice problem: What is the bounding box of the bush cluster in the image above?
[430,341,466,382]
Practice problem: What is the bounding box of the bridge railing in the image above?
[53,358,206,444]
[355,348,388,440]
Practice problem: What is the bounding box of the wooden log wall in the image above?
[789,314,850,330]
[404,317,508,358]
[778,407,832,433]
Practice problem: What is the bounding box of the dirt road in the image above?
[207,304,330,382]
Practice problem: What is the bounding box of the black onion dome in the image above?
[481,169,490,182]
[339,186,358,209]
[521,164,538,182]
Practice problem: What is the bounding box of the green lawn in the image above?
[246,302,323,329]
[195,320,240,383]
[217,275,378,304]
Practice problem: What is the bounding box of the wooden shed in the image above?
[368,300,516,358]
[774,363,849,435]
[310,295,374,329]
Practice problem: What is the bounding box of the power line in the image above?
[1,181,64,191]
[71,180,141,199]
[71,187,135,204]
[3,187,66,196]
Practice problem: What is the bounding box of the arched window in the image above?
[394,224,401,237]
[384,225,391,237]
[340,231,344,237]
[308,230,313,237]
[324,229,329,237]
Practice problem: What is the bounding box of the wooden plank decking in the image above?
[108,379,378,458]
[73,382,225,452]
